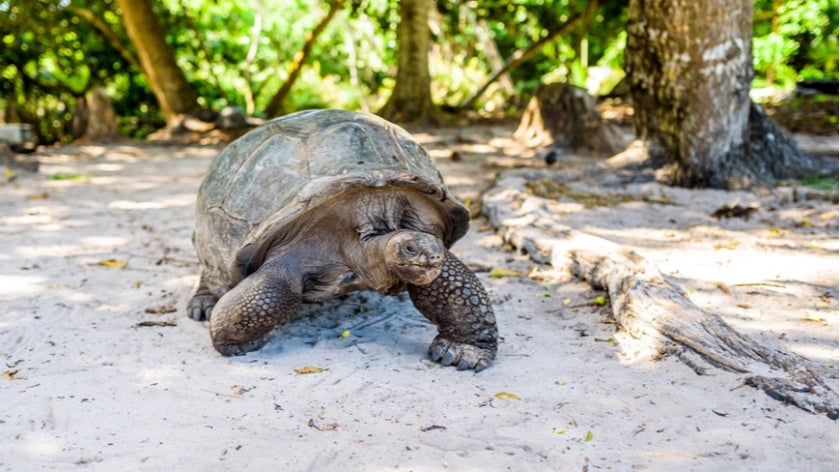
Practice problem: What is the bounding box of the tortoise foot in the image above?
[187,291,217,321]
[429,336,494,372]
[213,336,270,356]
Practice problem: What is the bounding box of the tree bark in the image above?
[624,0,817,189]
[74,86,118,141]
[115,0,199,125]
[377,0,441,125]
[264,0,344,117]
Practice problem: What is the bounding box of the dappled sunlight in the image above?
[79,235,131,247]
[136,365,190,386]
[16,433,62,461]
[613,330,668,371]
[2,210,56,227]
[108,194,196,210]
[14,240,127,258]
[438,173,483,189]
[0,274,49,299]
[789,343,840,364]
[475,233,503,249]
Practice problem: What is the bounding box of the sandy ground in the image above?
[1,125,838,471]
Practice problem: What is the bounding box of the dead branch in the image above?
[482,169,838,419]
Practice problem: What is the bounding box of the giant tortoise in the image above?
[188,109,498,371]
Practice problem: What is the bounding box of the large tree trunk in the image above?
[624,0,816,189]
[377,0,441,125]
[116,0,199,126]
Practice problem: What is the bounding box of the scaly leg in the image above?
[208,258,302,356]
[408,251,498,372]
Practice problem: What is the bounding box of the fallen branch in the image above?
[482,169,838,419]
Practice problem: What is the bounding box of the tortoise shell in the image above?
[193,109,470,295]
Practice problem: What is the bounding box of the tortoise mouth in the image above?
[397,259,443,269]
[393,261,442,285]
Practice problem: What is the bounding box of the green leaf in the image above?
[488,267,522,279]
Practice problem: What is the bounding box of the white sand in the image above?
[1,130,837,471]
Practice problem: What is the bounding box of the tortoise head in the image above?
[385,231,444,285]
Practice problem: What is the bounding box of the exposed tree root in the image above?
[482,169,838,419]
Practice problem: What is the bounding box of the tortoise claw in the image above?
[187,291,217,321]
[427,336,495,372]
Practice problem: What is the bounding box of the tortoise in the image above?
[187,109,498,371]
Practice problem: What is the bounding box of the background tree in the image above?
[0,0,132,142]
[114,0,200,125]
[753,0,839,88]
[0,0,835,143]
[623,0,819,189]
[264,0,344,117]
[378,0,440,124]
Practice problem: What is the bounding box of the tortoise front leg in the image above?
[209,258,302,356]
[408,251,498,372]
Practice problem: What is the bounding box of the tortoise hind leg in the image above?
[209,258,303,356]
[408,251,498,372]
[187,271,218,321]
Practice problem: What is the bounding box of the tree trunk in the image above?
[73,87,118,141]
[624,0,817,189]
[377,0,441,125]
[115,0,199,125]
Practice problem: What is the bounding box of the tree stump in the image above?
[74,87,118,141]
[514,83,627,156]
[482,168,838,419]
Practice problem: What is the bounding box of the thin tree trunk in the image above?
[475,18,515,96]
[377,0,441,125]
[115,0,200,125]
[177,0,230,105]
[341,17,370,113]
[264,0,344,117]
[242,11,263,116]
[456,2,596,111]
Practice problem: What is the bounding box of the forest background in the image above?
[1,0,837,146]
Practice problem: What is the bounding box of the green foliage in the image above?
[753,0,839,89]
[0,0,162,143]
[0,0,835,144]
[798,175,839,192]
